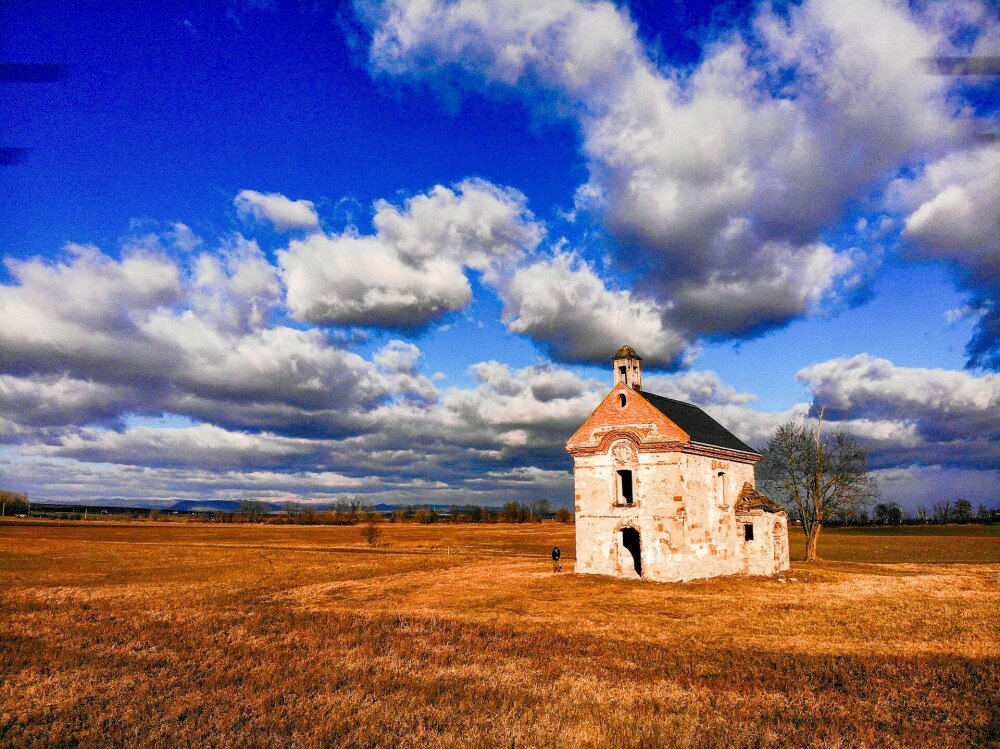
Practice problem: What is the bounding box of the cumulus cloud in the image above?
[798,354,1000,467]
[278,179,544,330]
[891,146,1000,368]
[497,252,688,366]
[640,355,1000,508]
[167,222,201,252]
[0,231,604,505]
[643,371,757,407]
[6,332,998,511]
[235,189,321,231]
[457,361,602,444]
[0,374,140,431]
[0,454,366,506]
[361,0,979,345]
[190,235,282,332]
[31,423,328,470]
[0,241,388,438]
[373,340,439,404]
[18,359,603,505]
[0,243,183,382]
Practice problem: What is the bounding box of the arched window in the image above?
[618,393,627,408]
[611,440,637,506]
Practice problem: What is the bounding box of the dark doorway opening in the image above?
[621,527,642,576]
[617,470,633,505]
[744,523,754,541]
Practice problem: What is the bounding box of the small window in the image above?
[618,365,627,382]
[744,523,754,541]
[618,393,627,407]
[617,469,633,505]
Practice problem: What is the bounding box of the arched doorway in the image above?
[621,527,642,577]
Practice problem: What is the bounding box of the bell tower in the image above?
[612,345,642,391]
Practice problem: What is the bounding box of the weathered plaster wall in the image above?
[736,511,790,575]
[574,443,772,582]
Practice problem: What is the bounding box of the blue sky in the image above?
[1,0,998,511]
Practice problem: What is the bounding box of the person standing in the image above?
[551,546,562,573]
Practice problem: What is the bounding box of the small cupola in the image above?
[612,345,642,391]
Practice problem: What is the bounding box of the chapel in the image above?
[566,345,790,582]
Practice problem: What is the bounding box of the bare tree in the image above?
[528,498,551,522]
[932,499,953,524]
[916,505,929,523]
[759,410,879,561]
[953,499,973,523]
[239,499,268,522]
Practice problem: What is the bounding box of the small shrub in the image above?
[361,521,381,546]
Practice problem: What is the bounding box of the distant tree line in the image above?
[778,497,998,527]
[224,498,575,525]
[382,500,573,524]
[0,492,576,525]
[868,498,998,526]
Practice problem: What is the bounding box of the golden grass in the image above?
[1,521,998,748]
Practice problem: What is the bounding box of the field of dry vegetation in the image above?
[1,520,998,748]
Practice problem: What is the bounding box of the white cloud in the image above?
[190,235,282,332]
[0,374,139,430]
[362,0,983,344]
[278,179,544,329]
[32,423,327,470]
[643,371,757,406]
[891,146,1000,367]
[897,147,1000,270]
[799,354,1000,433]
[0,244,183,382]
[497,252,687,366]
[374,339,421,374]
[235,189,321,231]
[5,321,997,510]
[0,241,387,437]
[167,222,201,252]
[797,354,1000,471]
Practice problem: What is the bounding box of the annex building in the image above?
[567,346,790,582]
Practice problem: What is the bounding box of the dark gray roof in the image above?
[641,391,759,455]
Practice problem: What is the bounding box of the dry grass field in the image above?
[1,520,998,749]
